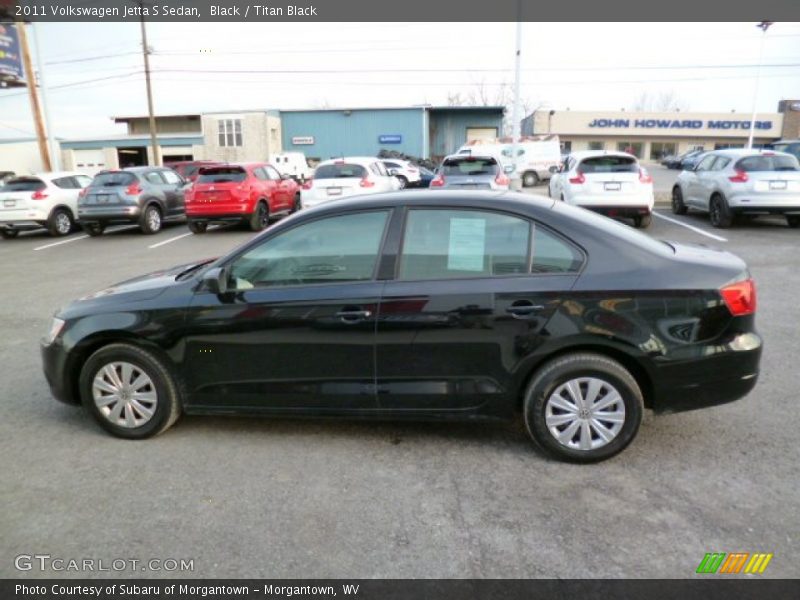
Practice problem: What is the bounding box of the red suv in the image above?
[185,163,301,233]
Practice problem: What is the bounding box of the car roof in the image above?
[31,171,86,180]
[704,148,796,158]
[442,154,498,161]
[568,150,637,160]
[317,157,380,166]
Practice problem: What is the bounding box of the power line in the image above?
[45,51,141,66]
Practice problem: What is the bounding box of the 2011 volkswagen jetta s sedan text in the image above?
[40,191,762,462]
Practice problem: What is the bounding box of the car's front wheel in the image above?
[671,186,688,215]
[522,171,539,187]
[79,343,182,439]
[0,228,19,239]
[187,220,208,234]
[523,352,644,463]
[140,204,162,234]
[709,194,733,229]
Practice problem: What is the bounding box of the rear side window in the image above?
[91,172,137,188]
[736,155,799,172]
[0,178,46,192]
[314,164,368,179]
[399,209,530,280]
[144,171,165,185]
[197,168,247,183]
[579,156,638,173]
[162,170,181,184]
[441,157,499,176]
[532,228,583,273]
[51,176,77,189]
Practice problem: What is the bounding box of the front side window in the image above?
[162,170,181,184]
[229,211,390,288]
[265,165,282,180]
[217,119,243,147]
[695,155,716,171]
[399,209,530,280]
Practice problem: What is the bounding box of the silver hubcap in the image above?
[92,361,158,428]
[545,377,626,451]
[56,213,70,233]
[148,209,160,230]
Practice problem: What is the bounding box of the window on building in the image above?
[588,141,605,151]
[650,142,676,160]
[218,119,243,147]
[561,141,572,153]
[616,142,643,158]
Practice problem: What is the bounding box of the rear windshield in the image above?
[91,172,137,187]
[735,155,799,172]
[441,157,499,176]
[314,164,368,179]
[579,156,638,173]
[0,178,46,192]
[197,167,247,183]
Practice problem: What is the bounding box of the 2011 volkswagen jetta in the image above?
[41,191,762,462]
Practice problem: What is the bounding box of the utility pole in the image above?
[509,0,523,191]
[16,22,52,171]
[747,21,774,149]
[31,23,59,170]
[139,2,160,166]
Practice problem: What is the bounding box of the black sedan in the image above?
[41,191,762,462]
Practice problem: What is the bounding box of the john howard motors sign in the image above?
[588,118,773,131]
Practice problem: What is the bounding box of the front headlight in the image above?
[43,317,65,345]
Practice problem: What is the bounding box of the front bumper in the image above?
[41,339,77,405]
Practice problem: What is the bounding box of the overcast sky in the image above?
[1,21,799,139]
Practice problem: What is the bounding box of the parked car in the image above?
[770,139,800,162]
[78,167,188,236]
[457,137,561,186]
[430,155,510,190]
[548,151,654,228]
[272,152,313,182]
[663,149,704,170]
[0,171,92,238]
[301,157,400,209]
[417,166,436,188]
[185,163,301,233]
[41,191,761,463]
[0,170,15,185]
[165,160,225,182]
[681,151,707,171]
[672,149,800,228]
[380,158,421,188]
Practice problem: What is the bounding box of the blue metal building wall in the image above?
[280,109,424,159]
[428,109,505,158]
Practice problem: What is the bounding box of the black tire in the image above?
[47,207,74,237]
[82,223,106,237]
[523,352,644,463]
[396,175,408,189]
[291,193,302,213]
[633,214,652,229]
[249,201,269,231]
[709,194,733,229]
[522,171,540,187]
[0,228,19,239]
[139,204,162,234]
[671,186,688,215]
[79,343,182,439]
[787,216,800,229]
[187,220,208,234]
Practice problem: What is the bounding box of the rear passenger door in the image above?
[160,169,186,215]
[374,207,583,411]
[253,167,277,210]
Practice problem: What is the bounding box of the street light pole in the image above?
[31,23,59,171]
[509,0,523,190]
[747,21,774,149]
[139,2,160,166]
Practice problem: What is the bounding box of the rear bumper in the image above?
[187,213,248,223]
[78,205,141,224]
[728,204,800,216]
[0,219,45,231]
[584,206,652,217]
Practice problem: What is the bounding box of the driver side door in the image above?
[182,209,392,412]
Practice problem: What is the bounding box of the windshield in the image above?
[314,164,368,179]
[579,156,638,173]
[0,178,46,192]
[736,155,799,172]
[197,167,247,183]
[91,172,137,187]
[441,157,499,176]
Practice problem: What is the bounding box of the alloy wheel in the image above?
[92,361,158,428]
[55,212,71,234]
[147,208,161,231]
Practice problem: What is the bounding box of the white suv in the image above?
[380,159,422,188]
[0,171,92,238]
[301,157,400,209]
[549,151,655,228]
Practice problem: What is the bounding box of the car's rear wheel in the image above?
[523,352,644,463]
[0,228,19,239]
[250,201,269,231]
[787,216,800,229]
[291,193,302,213]
[633,214,652,229]
[187,220,207,234]
[47,207,74,237]
[79,343,182,439]
[396,175,408,189]
[671,186,688,215]
[140,204,162,234]
[522,171,539,187]
[709,194,733,229]
[82,223,105,237]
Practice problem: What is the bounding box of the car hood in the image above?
[59,258,216,318]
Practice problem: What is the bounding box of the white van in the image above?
[457,136,561,187]
[272,152,313,182]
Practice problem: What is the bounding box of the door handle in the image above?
[506,302,545,317]
[335,309,373,322]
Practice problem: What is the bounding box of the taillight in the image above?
[720,279,757,316]
[569,171,585,184]
[78,188,88,198]
[430,174,445,187]
[125,183,142,195]
[639,168,653,184]
[495,172,510,186]
[31,190,48,200]
[729,170,749,183]
[302,179,313,190]
[360,177,375,188]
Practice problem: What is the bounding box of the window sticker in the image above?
[447,218,486,272]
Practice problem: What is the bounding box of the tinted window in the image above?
[532,227,583,273]
[314,164,368,179]
[197,167,247,183]
[265,166,282,180]
[399,209,530,280]
[90,172,137,188]
[579,156,638,173]
[441,157,499,176]
[162,170,181,184]
[229,211,390,288]
[51,176,76,189]
[384,161,400,169]
[144,171,165,185]
[736,155,799,172]
[0,178,46,192]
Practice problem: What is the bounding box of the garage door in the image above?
[466,128,498,143]
[72,149,107,176]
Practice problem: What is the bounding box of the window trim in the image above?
[217,118,243,148]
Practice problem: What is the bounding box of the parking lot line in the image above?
[33,235,89,251]
[148,231,194,249]
[653,211,728,242]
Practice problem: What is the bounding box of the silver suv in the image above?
[672,149,800,228]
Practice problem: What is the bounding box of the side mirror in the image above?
[202,266,228,294]
[548,165,559,174]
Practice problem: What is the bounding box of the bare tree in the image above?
[631,91,690,112]
[447,80,539,136]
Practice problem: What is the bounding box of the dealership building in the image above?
[521,100,800,160]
